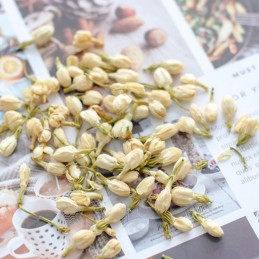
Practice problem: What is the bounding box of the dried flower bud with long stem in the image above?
[26,118,43,150]
[96,123,112,156]
[205,88,218,123]
[17,163,30,205]
[180,73,209,91]
[190,210,224,237]
[222,95,237,131]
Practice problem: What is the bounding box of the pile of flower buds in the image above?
[1,26,259,257]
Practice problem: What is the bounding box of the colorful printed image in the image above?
[176,0,259,68]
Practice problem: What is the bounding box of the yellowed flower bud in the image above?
[95,154,119,171]
[73,74,93,91]
[112,118,133,139]
[70,190,90,206]
[148,90,172,108]
[112,94,132,114]
[149,100,166,119]
[133,105,149,121]
[144,137,165,155]
[67,66,84,78]
[53,127,69,147]
[53,145,77,162]
[68,229,95,251]
[82,90,103,106]
[109,69,138,83]
[32,24,54,47]
[89,67,109,84]
[160,59,184,76]
[107,179,130,197]
[172,85,196,101]
[222,95,237,130]
[153,67,173,89]
[0,95,23,111]
[66,55,79,66]
[97,239,121,259]
[65,96,82,117]
[80,109,101,127]
[73,30,93,50]
[173,217,193,232]
[4,111,23,130]
[108,54,132,69]
[154,123,178,140]
[234,115,248,134]
[160,147,182,166]
[189,104,209,130]
[26,118,43,149]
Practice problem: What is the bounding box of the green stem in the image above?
[17,187,26,206]
[16,39,34,51]
[61,244,75,257]
[230,147,247,169]
[190,210,204,224]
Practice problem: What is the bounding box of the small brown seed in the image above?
[111,17,144,33]
[115,6,136,19]
[145,28,167,48]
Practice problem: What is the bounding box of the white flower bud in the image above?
[149,100,166,119]
[81,52,105,68]
[177,116,196,134]
[172,85,196,101]
[133,105,149,121]
[205,103,218,123]
[53,145,77,162]
[56,66,71,87]
[153,67,173,89]
[49,104,70,117]
[234,115,248,134]
[148,90,172,108]
[0,95,23,111]
[80,133,96,149]
[26,118,43,138]
[171,186,193,206]
[112,118,133,139]
[217,149,234,162]
[120,170,139,183]
[70,190,90,206]
[123,138,144,154]
[150,170,169,185]
[201,218,224,237]
[103,95,116,113]
[32,24,54,47]
[125,82,145,95]
[109,69,138,83]
[160,147,182,166]
[75,154,90,166]
[173,157,192,181]
[89,67,109,84]
[104,203,127,224]
[160,59,184,76]
[4,111,23,130]
[95,154,119,171]
[173,217,193,232]
[70,229,96,250]
[155,185,172,213]
[96,123,112,145]
[40,161,67,176]
[65,96,82,117]
[19,163,30,188]
[53,127,69,148]
[44,77,60,94]
[180,73,209,91]
[136,176,155,196]
[107,179,130,197]
[56,197,83,214]
[82,90,103,106]
[73,30,93,50]
[222,95,237,130]
[80,109,101,127]
[121,148,144,174]
[144,137,165,155]
[112,94,132,114]
[189,104,208,129]
[73,74,93,91]
[67,66,84,78]
[48,113,65,129]
[0,135,17,157]
[32,145,53,160]
[154,123,178,140]
[108,54,132,68]
[97,239,121,259]
[66,164,82,183]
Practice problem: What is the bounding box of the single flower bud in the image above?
[75,154,90,167]
[172,85,196,101]
[112,118,133,139]
[201,218,224,237]
[38,117,51,143]
[125,82,145,95]
[189,103,209,130]
[80,133,96,149]
[53,127,69,148]
[107,179,130,197]
[180,73,208,91]
[160,59,184,76]
[49,104,70,117]
[173,217,193,232]
[53,145,77,163]
[0,135,17,157]
[38,161,67,176]
[4,111,23,130]
[155,184,172,213]
[82,90,103,106]
[103,95,116,113]
[123,138,144,154]
[26,118,43,149]
[56,197,84,214]
[66,164,82,183]
[73,30,93,50]
[108,54,132,68]
[149,100,167,119]
[149,170,169,185]
[32,24,54,47]
[67,66,84,78]
[104,203,127,224]
[173,157,192,181]
[159,147,182,166]
[234,115,248,134]
[81,52,107,68]
[73,74,93,91]
[70,190,90,206]
[120,170,139,183]
[97,239,121,259]
[153,67,173,89]
[217,149,234,162]
[65,96,82,117]
[177,116,196,134]
[96,123,112,156]
[66,55,79,66]
[56,65,71,87]
[222,95,237,131]
[144,137,165,155]
[148,90,172,108]
[205,102,218,123]
[80,109,101,127]
[0,95,23,111]
[19,163,30,188]
[109,69,138,83]
[171,186,193,206]
[44,77,60,94]
[136,176,155,196]
[95,154,119,171]
[133,105,149,121]
[89,67,109,84]
[154,123,178,140]
[112,94,132,114]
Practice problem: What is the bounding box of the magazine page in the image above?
[1,0,259,259]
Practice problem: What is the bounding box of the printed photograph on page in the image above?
[175,0,259,69]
